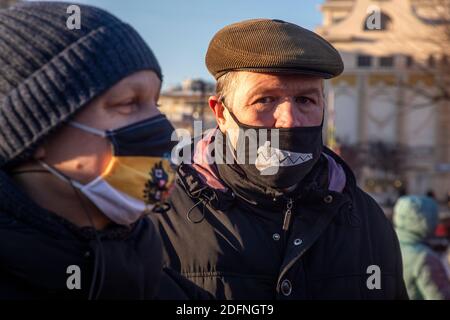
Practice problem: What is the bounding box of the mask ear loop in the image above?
[38,161,84,189]
[68,122,108,138]
[219,97,243,127]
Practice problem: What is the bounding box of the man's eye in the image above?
[296,96,314,105]
[254,96,275,104]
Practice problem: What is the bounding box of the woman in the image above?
[0,1,208,299]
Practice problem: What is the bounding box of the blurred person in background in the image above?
[394,196,450,300]
[425,189,436,201]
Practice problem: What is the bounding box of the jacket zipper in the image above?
[282,198,294,232]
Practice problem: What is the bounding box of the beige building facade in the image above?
[318,0,450,202]
[159,79,216,135]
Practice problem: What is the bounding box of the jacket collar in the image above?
[177,128,351,211]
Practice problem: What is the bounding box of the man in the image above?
[154,19,408,299]
[0,1,208,299]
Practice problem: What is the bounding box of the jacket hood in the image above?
[393,195,438,243]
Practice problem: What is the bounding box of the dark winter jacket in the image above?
[153,129,409,300]
[0,170,209,300]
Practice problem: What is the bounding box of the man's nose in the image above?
[273,100,303,128]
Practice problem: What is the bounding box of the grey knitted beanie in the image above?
[0,1,162,167]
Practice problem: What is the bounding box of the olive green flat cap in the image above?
[206,19,344,80]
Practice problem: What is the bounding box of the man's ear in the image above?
[209,96,227,131]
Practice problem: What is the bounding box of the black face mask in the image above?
[221,109,324,190]
[54,114,179,224]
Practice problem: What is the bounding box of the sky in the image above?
[41,0,325,89]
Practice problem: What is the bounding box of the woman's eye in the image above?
[123,99,137,106]
[115,101,139,114]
